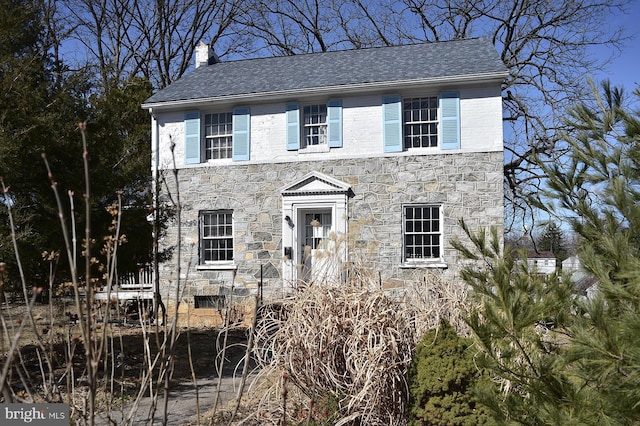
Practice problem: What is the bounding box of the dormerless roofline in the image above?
[142,71,507,111]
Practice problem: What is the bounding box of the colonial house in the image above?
[141,38,507,323]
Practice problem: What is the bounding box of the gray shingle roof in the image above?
[143,37,506,107]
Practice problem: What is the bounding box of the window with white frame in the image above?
[302,104,327,147]
[200,210,233,263]
[403,97,438,149]
[403,205,442,262]
[204,112,233,159]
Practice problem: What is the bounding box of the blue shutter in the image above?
[232,107,250,161]
[382,95,402,153]
[184,111,201,164]
[327,99,342,148]
[286,103,300,150]
[439,91,460,150]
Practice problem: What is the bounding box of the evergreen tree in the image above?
[408,320,491,426]
[83,78,158,277]
[453,81,640,424]
[537,222,568,261]
[0,0,159,293]
[453,225,578,425]
[540,80,640,424]
[0,0,74,291]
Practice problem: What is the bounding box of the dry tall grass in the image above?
[247,267,470,425]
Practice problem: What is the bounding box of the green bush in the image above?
[408,320,490,426]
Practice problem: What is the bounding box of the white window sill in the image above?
[299,144,330,154]
[206,158,233,164]
[197,263,237,271]
[405,147,439,153]
[400,261,448,269]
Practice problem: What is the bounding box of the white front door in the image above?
[300,210,333,284]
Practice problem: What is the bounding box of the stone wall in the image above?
[156,151,503,323]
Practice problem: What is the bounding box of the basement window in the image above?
[194,295,226,310]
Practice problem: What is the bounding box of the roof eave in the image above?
[141,70,508,111]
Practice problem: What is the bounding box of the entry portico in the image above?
[281,171,351,286]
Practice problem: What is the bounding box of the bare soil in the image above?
[1,300,250,418]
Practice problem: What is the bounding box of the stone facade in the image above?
[157,150,503,307]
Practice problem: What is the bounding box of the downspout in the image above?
[150,109,166,324]
[344,196,349,284]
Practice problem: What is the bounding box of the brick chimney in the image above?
[195,42,219,68]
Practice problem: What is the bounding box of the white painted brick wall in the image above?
[460,85,503,151]
[153,86,503,169]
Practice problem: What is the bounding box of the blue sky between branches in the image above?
[592,1,640,91]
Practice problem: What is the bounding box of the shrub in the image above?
[408,320,490,426]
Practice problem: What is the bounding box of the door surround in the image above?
[281,171,352,287]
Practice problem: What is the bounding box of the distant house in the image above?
[526,251,557,275]
[141,38,507,323]
[561,255,580,272]
[562,256,599,299]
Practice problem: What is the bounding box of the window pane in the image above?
[403,205,441,261]
[204,112,233,160]
[303,103,327,147]
[201,211,233,262]
[402,97,438,148]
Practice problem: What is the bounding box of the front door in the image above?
[281,171,351,288]
[300,210,333,283]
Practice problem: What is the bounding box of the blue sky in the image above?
[592,1,640,91]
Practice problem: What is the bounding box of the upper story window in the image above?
[286,100,342,151]
[184,107,250,164]
[200,210,234,264]
[403,97,438,149]
[302,104,328,147]
[403,204,442,263]
[383,92,460,153]
[204,112,233,159]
